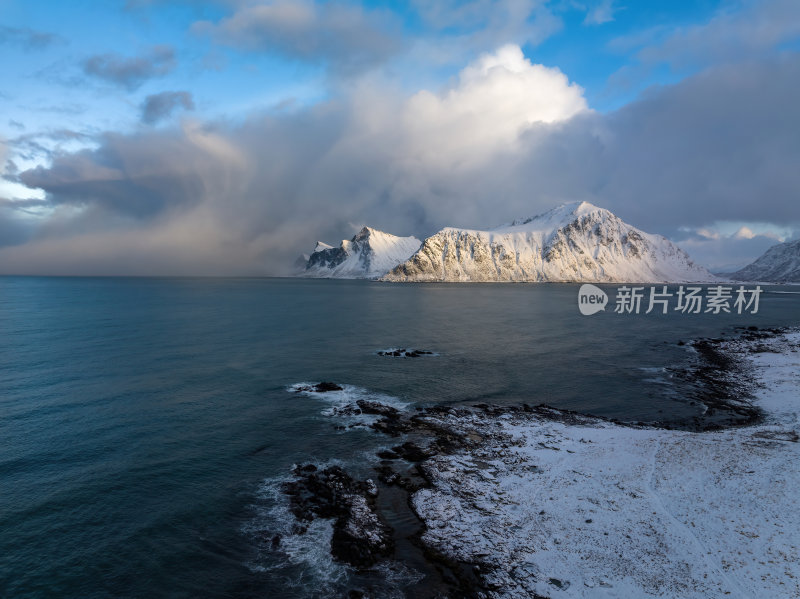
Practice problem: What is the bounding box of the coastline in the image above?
[278,327,800,598]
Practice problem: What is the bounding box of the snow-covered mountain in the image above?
[299,227,422,279]
[382,202,715,283]
[729,239,800,283]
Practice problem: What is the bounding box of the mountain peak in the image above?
[354,226,375,241]
[499,201,610,231]
[300,227,422,279]
[313,241,333,253]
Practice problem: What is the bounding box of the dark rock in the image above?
[315,381,344,392]
[294,381,344,393]
[392,441,434,462]
[356,400,400,418]
[283,464,393,568]
[374,464,400,485]
[549,578,569,589]
[376,348,435,358]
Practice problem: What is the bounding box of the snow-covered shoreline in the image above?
[410,330,800,598]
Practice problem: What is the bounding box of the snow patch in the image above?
[411,331,800,598]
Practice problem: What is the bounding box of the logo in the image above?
[577,284,762,316]
[578,284,608,315]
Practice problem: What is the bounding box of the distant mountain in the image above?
[381,202,715,283]
[299,227,422,279]
[729,239,800,283]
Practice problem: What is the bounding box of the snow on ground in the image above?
[412,331,800,598]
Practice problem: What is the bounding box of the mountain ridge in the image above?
[381,202,715,283]
[297,202,716,283]
[729,238,800,283]
[299,227,422,279]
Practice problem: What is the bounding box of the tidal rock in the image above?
[283,465,394,568]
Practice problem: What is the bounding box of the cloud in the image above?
[193,1,402,75]
[400,45,587,169]
[414,0,561,42]
[5,129,96,164]
[3,46,800,275]
[582,0,617,26]
[613,0,800,69]
[83,45,177,90]
[0,25,60,49]
[405,0,562,64]
[674,227,783,273]
[582,55,800,232]
[141,91,195,124]
[3,46,586,274]
[734,226,756,240]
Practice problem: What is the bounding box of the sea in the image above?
[1,276,798,598]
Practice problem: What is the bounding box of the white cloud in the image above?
[400,45,588,168]
[583,0,616,26]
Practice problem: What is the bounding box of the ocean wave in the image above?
[243,475,351,596]
[288,383,410,428]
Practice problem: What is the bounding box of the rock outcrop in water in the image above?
[382,202,715,283]
[282,464,393,569]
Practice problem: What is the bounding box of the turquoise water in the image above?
[1,277,798,598]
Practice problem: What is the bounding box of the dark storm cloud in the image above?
[586,56,800,230]
[0,25,60,49]
[141,91,195,124]
[17,128,215,218]
[192,1,403,75]
[4,52,800,275]
[83,45,177,90]
[0,199,38,248]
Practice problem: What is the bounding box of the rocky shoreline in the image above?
[276,327,800,598]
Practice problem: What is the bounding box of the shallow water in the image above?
[1,277,798,598]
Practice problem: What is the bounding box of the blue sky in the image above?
[1,0,799,274]
[0,0,725,137]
